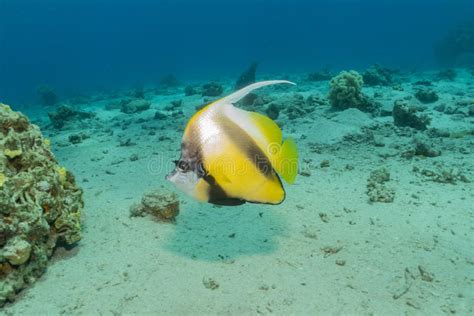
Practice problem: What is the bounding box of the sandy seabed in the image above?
[3,70,474,315]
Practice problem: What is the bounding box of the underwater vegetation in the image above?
[0,104,83,306]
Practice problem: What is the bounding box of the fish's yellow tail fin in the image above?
[273,137,298,184]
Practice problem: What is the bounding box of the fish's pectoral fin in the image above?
[273,137,298,184]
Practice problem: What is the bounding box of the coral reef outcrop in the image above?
[0,103,83,306]
[328,71,379,113]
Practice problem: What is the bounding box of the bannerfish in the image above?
[166,80,298,205]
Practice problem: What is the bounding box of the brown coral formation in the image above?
[0,103,83,306]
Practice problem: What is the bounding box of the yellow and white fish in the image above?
[166,80,298,205]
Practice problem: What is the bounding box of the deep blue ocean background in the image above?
[1,0,474,105]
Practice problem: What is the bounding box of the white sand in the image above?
[3,71,474,315]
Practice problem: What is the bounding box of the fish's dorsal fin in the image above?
[217,80,295,105]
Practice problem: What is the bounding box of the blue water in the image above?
[1,0,473,105]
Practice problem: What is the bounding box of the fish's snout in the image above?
[165,169,176,182]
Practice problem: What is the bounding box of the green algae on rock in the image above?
[0,103,84,306]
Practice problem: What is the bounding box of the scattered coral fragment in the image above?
[130,188,179,222]
[366,168,395,203]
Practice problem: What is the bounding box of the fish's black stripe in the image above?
[202,173,245,206]
[218,116,274,178]
[184,121,243,205]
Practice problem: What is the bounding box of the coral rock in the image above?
[202,82,224,97]
[0,103,84,306]
[362,64,394,86]
[120,99,151,114]
[415,89,439,104]
[392,99,431,130]
[130,189,179,222]
[48,104,95,129]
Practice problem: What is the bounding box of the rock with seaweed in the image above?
[362,64,394,86]
[202,82,224,97]
[328,70,379,113]
[120,99,151,114]
[414,88,439,104]
[37,85,58,106]
[47,104,95,129]
[129,189,179,222]
[235,62,258,90]
[392,99,431,130]
[0,103,83,306]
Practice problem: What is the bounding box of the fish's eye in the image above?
[177,160,189,172]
